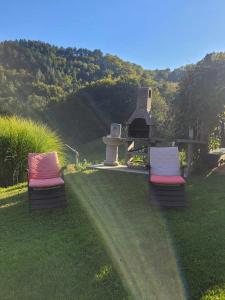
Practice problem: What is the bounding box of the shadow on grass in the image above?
[66,170,187,300]
[0,183,28,210]
[0,181,128,300]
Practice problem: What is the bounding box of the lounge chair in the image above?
[27,152,67,210]
[149,147,186,207]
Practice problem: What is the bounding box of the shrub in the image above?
[0,116,64,187]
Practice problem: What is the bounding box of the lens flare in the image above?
[67,170,187,299]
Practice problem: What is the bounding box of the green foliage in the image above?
[209,134,220,151]
[174,53,225,141]
[201,287,225,300]
[0,116,64,186]
[0,39,191,145]
[179,149,187,166]
[173,53,225,169]
[2,40,225,151]
[0,39,148,117]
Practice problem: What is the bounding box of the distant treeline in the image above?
[0,40,225,148]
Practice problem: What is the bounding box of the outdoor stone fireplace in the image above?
[126,87,154,138]
[102,87,160,168]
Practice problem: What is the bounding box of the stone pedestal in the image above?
[103,136,123,166]
[105,144,119,166]
[103,123,122,166]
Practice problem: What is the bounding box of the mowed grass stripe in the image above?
[68,170,186,300]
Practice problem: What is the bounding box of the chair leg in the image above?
[29,185,67,211]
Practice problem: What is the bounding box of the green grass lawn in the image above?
[67,170,225,300]
[1,170,225,299]
[165,174,225,300]
[0,181,129,300]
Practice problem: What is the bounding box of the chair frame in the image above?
[149,148,186,208]
[27,160,67,211]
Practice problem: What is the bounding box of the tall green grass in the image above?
[0,116,64,187]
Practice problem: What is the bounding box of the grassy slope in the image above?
[0,182,129,300]
[68,170,186,300]
[67,170,225,300]
[1,169,225,299]
[165,174,225,300]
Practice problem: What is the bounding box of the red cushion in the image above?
[150,175,185,185]
[29,177,64,188]
[28,152,60,180]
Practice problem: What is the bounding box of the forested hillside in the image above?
[0,39,151,114]
[2,40,224,147]
[0,40,180,144]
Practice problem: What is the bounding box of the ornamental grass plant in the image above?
[0,116,64,187]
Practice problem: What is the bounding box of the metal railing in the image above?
[65,144,79,165]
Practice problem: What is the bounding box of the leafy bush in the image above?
[179,149,187,166]
[0,116,64,187]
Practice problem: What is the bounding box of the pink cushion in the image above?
[28,152,60,179]
[29,177,64,188]
[150,175,185,185]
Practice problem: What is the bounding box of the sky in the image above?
[0,0,225,70]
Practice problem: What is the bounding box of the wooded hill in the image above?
[1,40,225,148]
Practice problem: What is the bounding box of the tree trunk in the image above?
[220,121,225,147]
[198,122,209,170]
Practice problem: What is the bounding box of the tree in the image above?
[174,53,225,166]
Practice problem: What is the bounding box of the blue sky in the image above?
[0,0,225,69]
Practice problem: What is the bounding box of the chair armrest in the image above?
[60,166,67,179]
